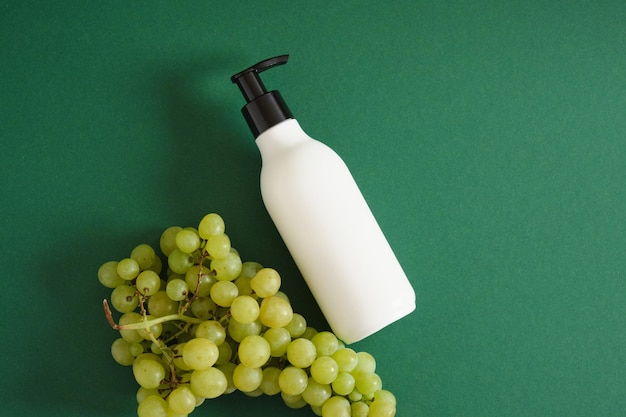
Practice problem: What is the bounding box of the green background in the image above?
[1,1,625,416]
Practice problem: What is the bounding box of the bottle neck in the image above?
[255,119,309,161]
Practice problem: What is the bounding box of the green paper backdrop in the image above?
[2,1,625,416]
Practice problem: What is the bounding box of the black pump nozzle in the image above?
[231,54,289,101]
[231,55,293,138]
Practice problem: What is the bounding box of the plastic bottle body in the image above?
[256,119,415,344]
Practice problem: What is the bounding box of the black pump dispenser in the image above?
[231,55,293,138]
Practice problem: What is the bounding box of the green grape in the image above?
[167,385,196,415]
[197,213,225,239]
[136,316,163,340]
[238,335,271,368]
[278,366,309,396]
[146,255,163,274]
[182,338,219,370]
[311,331,339,357]
[150,342,162,355]
[98,261,125,288]
[351,401,370,417]
[368,399,396,417]
[190,367,227,398]
[136,387,160,404]
[281,392,307,409]
[332,348,358,372]
[331,372,356,396]
[230,295,260,324]
[190,297,217,320]
[284,313,307,338]
[243,387,264,397]
[273,290,290,302]
[194,320,226,345]
[135,270,161,296]
[239,261,264,279]
[117,258,141,280]
[250,267,281,298]
[228,318,262,343]
[321,395,351,417]
[210,280,238,307]
[130,243,156,270]
[263,327,291,357]
[166,278,188,302]
[216,362,237,394]
[259,295,293,328]
[354,351,376,374]
[147,291,179,317]
[175,229,201,254]
[129,342,144,357]
[168,249,195,274]
[374,389,397,406]
[311,405,323,416]
[354,372,382,396]
[234,275,254,296]
[206,233,231,259]
[118,312,144,343]
[348,388,363,402]
[215,341,233,365]
[185,265,215,297]
[132,357,165,389]
[160,226,183,257]
[232,364,263,392]
[111,284,139,313]
[300,326,318,340]
[111,337,135,366]
[137,394,168,417]
[150,342,163,355]
[259,367,282,396]
[287,338,317,368]
[301,377,332,407]
[310,356,339,385]
[171,343,192,371]
[210,250,242,281]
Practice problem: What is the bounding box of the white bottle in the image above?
[232,55,415,344]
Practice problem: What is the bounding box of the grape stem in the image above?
[178,248,210,315]
[102,299,204,330]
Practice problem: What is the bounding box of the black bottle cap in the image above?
[231,55,293,138]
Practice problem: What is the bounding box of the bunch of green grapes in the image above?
[98,213,397,417]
